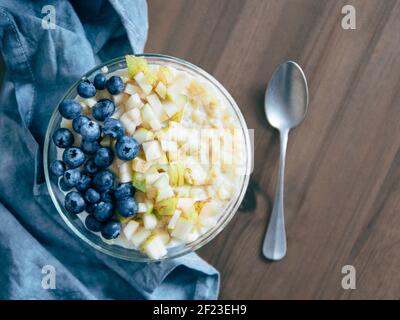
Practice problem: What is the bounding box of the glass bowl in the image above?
[44,54,252,262]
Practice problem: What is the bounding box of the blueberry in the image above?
[76,174,92,192]
[80,120,101,142]
[94,147,114,168]
[101,220,121,240]
[93,170,114,192]
[85,215,102,232]
[72,115,90,133]
[63,147,85,168]
[50,160,66,177]
[94,73,107,90]
[81,140,101,155]
[65,191,86,214]
[106,76,124,95]
[115,136,139,161]
[100,189,114,203]
[77,80,96,98]
[117,197,138,217]
[83,158,100,176]
[92,99,115,121]
[62,169,81,187]
[59,99,82,119]
[114,183,135,200]
[59,178,73,191]
[103,118,124,139]
[52,128,74,148]
[85,188,101,204]
[93,201,113,222]
[86,202,96,214]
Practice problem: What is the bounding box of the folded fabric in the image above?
[0,0,219,300]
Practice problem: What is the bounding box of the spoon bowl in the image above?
[265,61,308,130]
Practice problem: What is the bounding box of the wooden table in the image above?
[147,0,400,299]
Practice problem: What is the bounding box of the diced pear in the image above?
[141,235,167,259]
[125,108,142,126]
[173,186,191,197]
[134,72,152,95]
[158,66,174,85]
[119,168,132,183]
[177,198,196,216]
[84,97,97,108]
[160,140,178,152]
[132,172,146,192]
[113,93,129,106]
[132,127,154,144]
[143,213,158,230]
[217,187,231,200]
[156,186,175,203]
[199,201,219,220]
[100,135,112,147]
[120,113,136,134]
[155,197,177,216]
[143,140,162,161]
[190,187,208,201]
[168,164,178,186]
[168,210,182,229]
[130,227,151,247]
[131,157,150,173]
[138,202,147,213]
[60,118,73,130]
[153,172,170,189]
[171,218,194,241]
[141,104,162,130]
[126,55,149,78]
[123,220,140,240]
[145,172,164,186]
[156,229,171,245]
[147,94,168,122]
[155,81,167,99]
[124,83,137,95]
[125,93,144,110]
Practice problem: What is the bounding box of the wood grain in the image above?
[147,0,400,299]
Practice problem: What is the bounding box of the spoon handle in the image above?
[263,129,288,261]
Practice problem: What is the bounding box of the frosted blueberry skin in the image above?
[62,147,85,168]
[85,215,102,232]
[117,197,138,217]
[114,183,135,200]
[80,120,101,142]
[75,174,92,193]
[93,170,114,192]
[103,118,124,139]
[115,136,139,161]
[106,76,124,95]
[65,191,86,214]
[101,220,121,240]
[50,160,66,177]
[94,147,114,169]
[85,188,101,204]
[72,115,91,133]
[92,99,115,121]
[58,99,82,119]
[77,80,96,98]
[62,169,81,188]
[94,73,107,90]
[93,201,114,222]
[52,128,74,148]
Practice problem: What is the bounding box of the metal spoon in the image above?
[263,61,308,261]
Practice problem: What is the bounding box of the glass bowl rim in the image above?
[44,53,252,262]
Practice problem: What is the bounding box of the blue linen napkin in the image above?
[0,0,219,300]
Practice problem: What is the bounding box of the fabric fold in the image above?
[0,0,219,300]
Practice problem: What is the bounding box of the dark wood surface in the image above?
[147,0,400,299]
